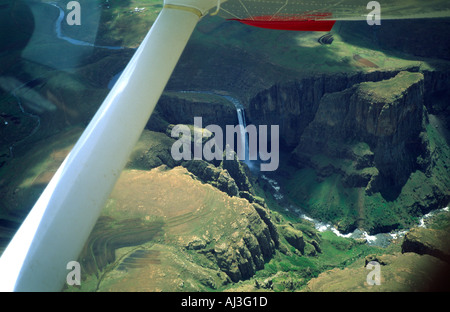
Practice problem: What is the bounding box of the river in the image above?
[261,171,449,247]
[4,2,126,157]
[49,2,124,50]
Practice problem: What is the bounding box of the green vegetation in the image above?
[95,0,163,47]
[192,16,424,78]
[58,0,163,48]
[359,71,424,102]
[282,147,448,235]
[224,221,385,292]
[282,167,360,231]
[163,91,236,110]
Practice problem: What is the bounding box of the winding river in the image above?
[261,172,449,247]
[4,2,125,157]
[50,2,124,50]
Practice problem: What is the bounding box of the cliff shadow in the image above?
[336,18,450,62]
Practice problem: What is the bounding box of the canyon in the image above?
[156,64,450,235]
[0,0,449,291]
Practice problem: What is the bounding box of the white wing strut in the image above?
[0,0,222,292]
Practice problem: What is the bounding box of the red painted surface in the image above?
[228,13,336,32]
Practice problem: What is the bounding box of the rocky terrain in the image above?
[303,208,450,292]
[80,164,279,290]
[402,226,450,264]
[156,64,450,235]
[67,125,450,292]
[284,70,450,234]
[69,129,328,291]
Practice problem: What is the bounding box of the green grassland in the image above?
[281,119,450,235]
[242,227,385,292]
[163,91,236,110]
[192,16,424,78]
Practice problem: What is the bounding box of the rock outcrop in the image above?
[126,130,178,170]
[402,227,450,264]
[181,148,256,198]
[182,159,240,197]
[247,69,416,148]
[294,71,426,197]
[213,202,280,282]
[81,165,282,290]
[247,68,449,234]
[181,156,284,282]
[220,149,255,194]
[279,224,305,253]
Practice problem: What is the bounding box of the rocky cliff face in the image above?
[80,162,283,290]
[119,131,286,284]
[211,201,280,282]
[247,69,417,148]
[153,92,238,131]
[143,64,450,235]
[294,71,426,197]
[245,67,450,234]
[402,227,450,264]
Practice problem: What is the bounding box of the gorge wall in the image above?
[294,71,426,198]
[248,67,449,234]
[247,67,426,148]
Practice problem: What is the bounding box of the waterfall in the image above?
[171,91,256,169]
[223,95,253,167]
[235,107,249,162]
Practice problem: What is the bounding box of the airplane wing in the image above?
[0,0,223,292]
